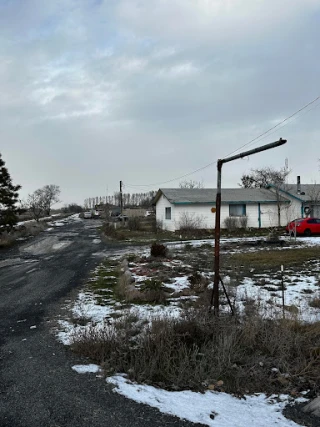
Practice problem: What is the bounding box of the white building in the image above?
[273,182,320,220]
[154,188,291,232]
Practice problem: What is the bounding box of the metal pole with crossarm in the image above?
[211,138,287,315]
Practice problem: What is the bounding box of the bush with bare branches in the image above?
[178,213,204,233]
[224,216,248,231]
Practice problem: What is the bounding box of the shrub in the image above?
[115,274,167,304]
[140,279,163,292]
[239,215,248,229]
[128,217,141,231]
[188,272,209,293]
[20,222,46,237]
[178,213,204,233]
[102,223,124,240]
[71,307,320,394]
[140,279,167,303]
[267,228,281,242]
[224,216,239,231]
[0,231,15,248]
[151,242,167,258]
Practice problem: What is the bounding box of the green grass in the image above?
[87,261,120,303]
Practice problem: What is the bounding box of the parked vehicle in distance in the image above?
[116,214,128,222]
[286,218,320,236]
[145,210,155,217]
[83,211,92,219]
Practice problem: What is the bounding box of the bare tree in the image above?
[25,185,61,220]
[25,190,45,222]
[239,167,290,226]
[41,185,61,215]
[179,179,204,189]
[239,167,289,189]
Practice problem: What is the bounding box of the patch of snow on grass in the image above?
[164,276,190,291]
[236,276,320,322]
[126,304,181,319]
[72,292,116,323]
[72,364,101,374]
[107,375,301,427]
[294,236,320,246]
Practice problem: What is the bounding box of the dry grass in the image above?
[0,232,16,248]
[228,247,320,269]
[115,273,167,304]
[70,307,320,395]
[0,222,47,248]
[309,298,320,308]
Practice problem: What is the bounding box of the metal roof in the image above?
[155,188,290,205]
[281,184,320,202]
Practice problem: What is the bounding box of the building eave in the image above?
[267,184,304,202]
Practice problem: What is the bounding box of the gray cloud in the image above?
[1,0,320,205]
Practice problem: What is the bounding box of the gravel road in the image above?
[0,218,202,427]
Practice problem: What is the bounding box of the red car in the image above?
[286,218,320,236]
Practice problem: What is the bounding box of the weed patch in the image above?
[309,298,320,308]
[71,308,320,395]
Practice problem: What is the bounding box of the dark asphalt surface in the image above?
[0,218,203,427]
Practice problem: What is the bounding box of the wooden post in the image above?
[212,160,222,315]
[281,264,285,319]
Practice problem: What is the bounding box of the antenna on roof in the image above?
[285,158,289,185]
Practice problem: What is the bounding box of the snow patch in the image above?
[107,376,302,427]
[52,241,72,251]
[72,364,101,374]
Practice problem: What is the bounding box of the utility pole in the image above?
[120,180,123,215]
[211,138,287,315]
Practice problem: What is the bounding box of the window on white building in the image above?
[229,204,246,216]
[165,207,171,220]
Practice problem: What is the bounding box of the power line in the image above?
[124,161,215,188]
[126,94,320,188]
[241,98,320,146]
[222,95,320,159]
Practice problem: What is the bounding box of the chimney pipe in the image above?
[297,176,301,194]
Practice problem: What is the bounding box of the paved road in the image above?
[0,218,202,427]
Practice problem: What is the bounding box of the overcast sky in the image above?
[1,0,320,206]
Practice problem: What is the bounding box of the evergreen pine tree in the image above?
[0,153,21,231]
